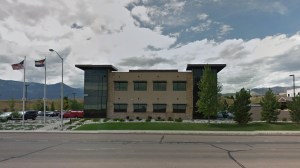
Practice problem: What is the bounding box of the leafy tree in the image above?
[197,65,222,124]
[50,101,55,111]
[33,99,43,111]
[8,98,16,112]
[69,99,83,110]
[260,88,280,123]
[232,88,252,124]
[287,97,300,123]
[63,96,69,110]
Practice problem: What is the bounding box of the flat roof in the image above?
[75,65,118,71]
[186,64,226,72]
[129,69,178,72]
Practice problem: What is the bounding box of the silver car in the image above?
[0,112,12,121]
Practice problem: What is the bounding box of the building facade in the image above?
[287,88,300,97]
[76,64,226,120]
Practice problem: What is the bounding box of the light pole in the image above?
[290,74,295,97]
[49,49,64,130]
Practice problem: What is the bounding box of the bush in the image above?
[168,117,173,121]
[11,111,21,119]
[282,117,287,122]
[103,118,110,122]
[175,118,182,122]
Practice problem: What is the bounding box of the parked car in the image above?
[63,111,84,118]
[0,112,12,121]
[16,110,38,120]
[217,111,234,120]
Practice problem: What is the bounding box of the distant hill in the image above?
[0,79,83,100]
[250,86,297,96]
[223,86,298,96]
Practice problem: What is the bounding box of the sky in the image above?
[1,0,300,93]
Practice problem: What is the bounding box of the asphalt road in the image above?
[0,133,300,168]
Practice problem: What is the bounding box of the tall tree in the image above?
[8,98,16,112]
[33,98,43,111]
[197,65,221,124]
[50,101,55,111]
[260,88,280,123]
[287,97,300,124]
[232,88,252,124]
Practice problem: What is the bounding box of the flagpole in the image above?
[22,56,26,126]
[43,57,46,124]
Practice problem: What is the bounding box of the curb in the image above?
[1,130,300,136]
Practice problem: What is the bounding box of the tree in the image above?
[33,99,43,111]
[287,97,300,123]
[8,98,16,112]
[197,65,222,124]
[260,88,280,123]
[63,96,69,110]
[69,99,83,110]
[50,101,55,111]
[232,88,252,124]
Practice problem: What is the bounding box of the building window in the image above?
[153,81,167,91]
[153,104,166,113]
[133,104,147,112]
[173,81,186,91]
[114,104,127,112]
[114,81,128,91]
[173,104,186,113]
[134,81,147,91]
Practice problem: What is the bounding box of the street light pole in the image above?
[290,74,295,97]
[49,49,64,130]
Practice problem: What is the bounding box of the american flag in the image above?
[11,60,24,70]
[35,59,46,67]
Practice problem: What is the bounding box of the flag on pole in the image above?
[11,60,24,70]
[35,59,46,67]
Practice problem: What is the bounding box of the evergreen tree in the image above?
[63,96,69,110]
[197,65,222,124]
[287,97,300,123]
[232,88,252,124]
[260,88,280,123]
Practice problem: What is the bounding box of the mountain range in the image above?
[0,79,83,100]
[0,79,295,100]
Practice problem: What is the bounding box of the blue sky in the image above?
[0,0,300,93]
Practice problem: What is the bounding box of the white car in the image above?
[0,112,12,121]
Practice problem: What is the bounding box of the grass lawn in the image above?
[75,122,300,131]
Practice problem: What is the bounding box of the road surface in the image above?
[0,133,300,168]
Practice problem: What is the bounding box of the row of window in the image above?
[114,103,187,113]
[114,81,187,91]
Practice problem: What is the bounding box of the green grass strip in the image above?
[75,122,300,131]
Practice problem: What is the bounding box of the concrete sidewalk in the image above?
[1,129,300,136]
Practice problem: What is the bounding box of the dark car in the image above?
[19,110,38,120]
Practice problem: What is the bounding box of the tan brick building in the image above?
[76,64,226,120]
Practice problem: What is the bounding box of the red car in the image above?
[63,111,84,118]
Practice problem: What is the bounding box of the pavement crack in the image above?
[0,143,64,163]
[210,144,248,168]
[160,135,165,144]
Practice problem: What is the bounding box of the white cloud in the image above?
[219,24,233,36]
[0,0,300,94]
[197,13,208,20]
[131,6,152,24]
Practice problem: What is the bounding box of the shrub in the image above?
[168,117,173,121]
[175,118,182,122]
[282,117,287,122]
[103,118,110,122]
